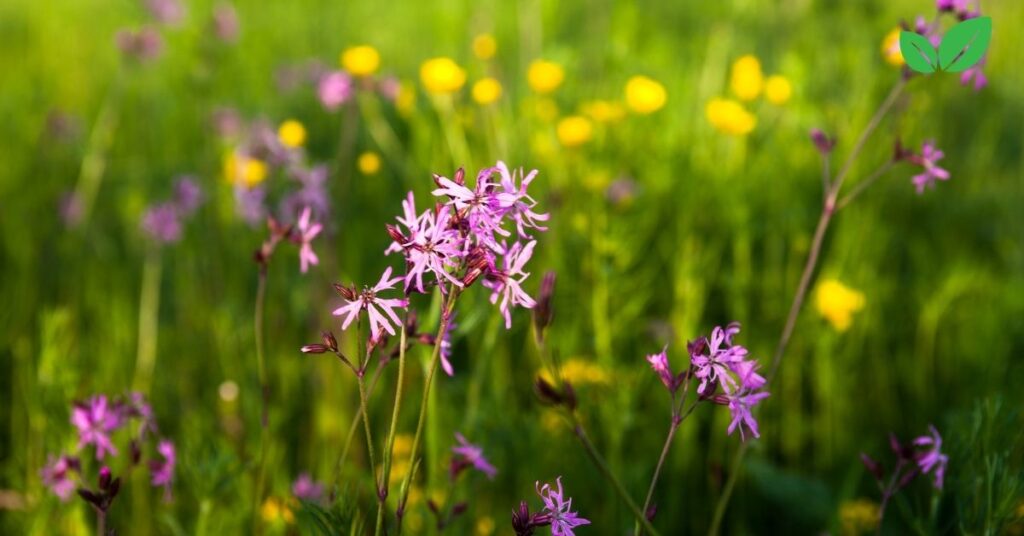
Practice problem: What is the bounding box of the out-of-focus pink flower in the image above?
[914,425,949,489]
[452,433,497,479]
[292,473,325,502]
[646,345,683,394]
[212,3,239,43]
[71,395,124,460]
[146,0,185,26]
[960,63,987,91]
[724,389,770,440]
[141,202,183,243]
[535,477,590,536]
[318,71,354,111]
[40,455,79,501]
[116,26,164,62]
[150,440,176,500]
[296,206,322,274]
[911,141,950,194]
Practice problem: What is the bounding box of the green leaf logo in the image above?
[899,16,992,74]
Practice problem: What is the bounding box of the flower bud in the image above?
[321,331,338,352]
[98,467,112,491]
[860,453,885,481]
[532,271,556,333]
[810,128,836,154]
[333,283,357,301]
[301,344,329,354]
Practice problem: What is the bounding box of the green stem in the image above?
[73,72,123,227]
[375,318,409,535]
[333,360,386,494]
[132,246,162,394]
[253,267,269,531]
[395,287,460,532]
[571,417,662,536]
[357,367,378,502]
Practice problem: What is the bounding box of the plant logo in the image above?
[900,17,991,73]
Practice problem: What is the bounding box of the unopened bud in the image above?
[321,331,338,352]
[860,453,885,481]
[98,467,112,491]
[810,128,836,154]
[301,344,329,354]
[386,224,407,246]
[333,283,357,301]
[453,167,465,185]
[532,271,556,333]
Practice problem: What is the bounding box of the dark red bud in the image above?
[98,467,112,490]
[386,224,407,246]
[810,128,836,154]
[301,344,329,354]
[321,331,338,351]
[453,167,465,185]
[333,283,357,301]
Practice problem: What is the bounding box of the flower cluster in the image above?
[646,323,770,440]
[41,393,176,505]
[140,176,204,244]
[424,434,498,530]
[706,55,791,136]
[512,477,591,536]
[860,424,949,521]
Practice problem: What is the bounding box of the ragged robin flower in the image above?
[910,141,950,194]
[332,267,409,339]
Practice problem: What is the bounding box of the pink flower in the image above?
[911,141,950,194]
[689,325,749,395]
[150,440,176,501]
[724,389,770,440]
[914,425,949,489]
[71,395,124,460]
[403,207,465,293]
[40,455,79,501]
[318,71,354,111]
[332,267,408,339]
[452,433,497,479]
[296,206,322,274]
[483,241,537,329]
[292,473,325,502]
[960,63,987,91]
[212,3,239,43]
[535,477,591,536]
[439,313,457,376]
[432,166,509,252]
[646,345,683,393]
[495,161,549,238]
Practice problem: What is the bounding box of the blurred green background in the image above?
[1,0,1022,534]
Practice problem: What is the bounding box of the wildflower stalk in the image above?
[253,266,270,529]
[570,415,663,536]
[132,246,162,394]
[708,78,907,536]
[375,316,408,535]
[72,72,123,226]
[332,355,386,495]
[835,160,896,211]
[634,381,698,536]
[356,363,378,503]
[96,508,107,536]
[395,285,461,533]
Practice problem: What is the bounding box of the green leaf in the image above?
[899,31,938,73]
[939,16,992,72]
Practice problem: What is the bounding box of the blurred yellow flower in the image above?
[730,55,763,101]
[392,433,413,456]
[472,77,502,105]
[882,28,905,66]
[624,75,667,114]
[358,151,381,175]
[527,60,564,94]
[839,499,879,535]
[341,45,380,77]
[764,75,792,105]
[815,279,866,332]
[476,516,496,535]
[538,358,610,386]
[396,82,416,116]
[224,152,268,187]
[420,57,466,95]
[705,98,756,136]
[472,34,497,60]
[556,116,592,148]
[277,119,306,148]
[260,497,295,524]
[581,100,626,123]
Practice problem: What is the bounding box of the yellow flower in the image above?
[260,497,295,525]
[224,152,268,187]
[538,359,610,386]
[556,116,592,148]
[882,28,905,66]
[581,100,626,123]
[472,34,497,60]
[730,55,764,101]
[358,151,381,175]
[475,516,496,535]
[764,75,792,105]
[705,98,757,136]
[815,279,866,332]
[839,499,879,535]
[624,75,667,114]
[472,77,502,105]
[277,119,306,148]
[420,57,466,95]
[527,60,564,94]
[395,82,416,116]
[341,45,380,77]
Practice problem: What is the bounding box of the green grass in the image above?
[1,0,1022,534]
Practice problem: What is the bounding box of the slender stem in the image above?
[132,246,162,394]
[96,508,107,536]
[376,318,409,535]
[835,161,895,211]
[332,360,386,495]
[634,420,679,535]
[708,79,907,535]
[356,368,378,499]
[571,418,662,536]
[877,460,906,534]
[821,155,831,203]
[253,267,269,529]
[395,287,460,531]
